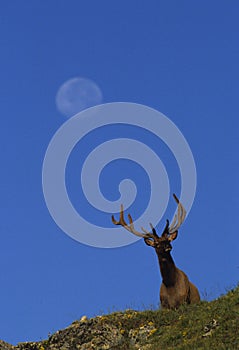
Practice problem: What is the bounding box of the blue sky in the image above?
[1,1,239,345]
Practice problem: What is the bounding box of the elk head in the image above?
[111,193,186,254]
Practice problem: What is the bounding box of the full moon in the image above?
[56,77,103,117]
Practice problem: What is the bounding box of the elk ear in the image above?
[144,238,156,247]
[168,230,178,241]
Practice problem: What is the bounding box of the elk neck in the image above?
[156,251,177,287]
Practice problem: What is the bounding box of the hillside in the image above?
[1,285,239,350]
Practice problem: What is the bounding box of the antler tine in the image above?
[112,205,155,239]
[141,225,154,236]
[142,223,159,238]
[128,214,156,238]
[111,204,126,225]
[168,194,186,233]
[169,202,181,231]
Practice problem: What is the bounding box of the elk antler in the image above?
[168,194,186,233]
[112,205,158,239]
[112,194,186,238]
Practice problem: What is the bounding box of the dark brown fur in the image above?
[145,232,200,309]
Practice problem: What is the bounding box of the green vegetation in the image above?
[1,285,239,350]
[93,285,239,349]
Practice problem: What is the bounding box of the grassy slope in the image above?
[95,285,239,349]
[2,285,239,350]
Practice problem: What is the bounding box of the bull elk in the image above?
[112,194,200,309]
